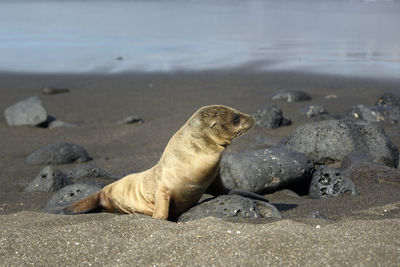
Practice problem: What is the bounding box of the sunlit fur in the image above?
[64,105,255,220]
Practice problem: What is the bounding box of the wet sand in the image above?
[1,71,400,265]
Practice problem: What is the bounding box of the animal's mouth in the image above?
[228,119,254,142]
[227,128,246,144]
[220,115,255,148]
[231,129,245,140]
[220,140,231,148]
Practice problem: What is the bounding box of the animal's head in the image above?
[189,105,255,148]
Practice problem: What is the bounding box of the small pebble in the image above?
[42,87,70,95]
[117,116,144,124]
[325,94,337,99]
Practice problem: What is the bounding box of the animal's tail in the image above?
[63,192,101,214]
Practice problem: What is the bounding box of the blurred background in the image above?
[0,0,399,78]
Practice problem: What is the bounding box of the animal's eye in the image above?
[232,114,240,124]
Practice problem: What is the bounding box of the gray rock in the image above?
[309,165,357,198]
[24,166,72,192]
[347,104,385,123]
[4,96,48,126]
[277,189,300,198]
[25,142,91,165]
[376,92,400,107]
[44,183,102,214]
[117,116,144,124]
[253,105,291,129]
[42,87,70,95]
[383,105,400,124]
[177,195,281,222]
[324,94,337,99]
[226,133,276,154]
[347,102,400,125]
[301,105,327,118]
[281,119,399,167]
[306,210,327,219]
[221,147,313,194]
[48,120,78,129]
[66,163,117,185]
[272,90,311,102]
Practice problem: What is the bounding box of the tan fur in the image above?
[64,105,255,220]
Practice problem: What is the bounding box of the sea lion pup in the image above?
[64,105,267,220]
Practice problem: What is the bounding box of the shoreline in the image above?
[1,67,400,81]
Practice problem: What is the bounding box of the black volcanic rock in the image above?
[177,195,281,222]
[44,183,102,214]
[309,165,357,199]
[281,119,399,167]
[253,105,291,129]
[221,147,313,194]
[25,142,91,165]
[24,166,72,192]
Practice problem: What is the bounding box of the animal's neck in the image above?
[160,124,226,170]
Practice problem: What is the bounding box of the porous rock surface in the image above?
[66,163,117,185]
[178,194,281,222]
[309,165,357,199]
[281,119,399,167]
[24,166,72,192]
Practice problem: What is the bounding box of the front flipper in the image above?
[206,173,269,202]
[205,172,229,195]
[152,185,171,220]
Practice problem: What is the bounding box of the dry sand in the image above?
[1,71,400,266]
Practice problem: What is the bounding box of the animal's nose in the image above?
[248,115,256,127]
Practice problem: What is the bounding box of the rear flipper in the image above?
[63,192,101,215]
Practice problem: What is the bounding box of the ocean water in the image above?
[0,0,399,78]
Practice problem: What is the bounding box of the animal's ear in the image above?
[210,121,217,128]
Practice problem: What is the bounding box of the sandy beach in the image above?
[1,70,400,265]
